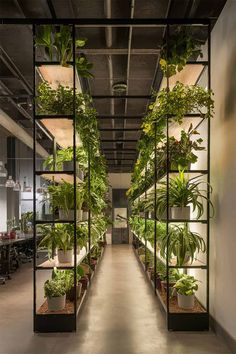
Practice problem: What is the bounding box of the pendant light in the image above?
[5,137,16,188]
[13,180,21,191]
[0,161,7,177]
[23,176,32,192]
[13,147,21,192]
[5,175,15,188]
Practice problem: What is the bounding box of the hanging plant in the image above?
[143,82,214,136]
[159,26,203,77]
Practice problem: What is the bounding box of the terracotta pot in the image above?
[66,283,82,301]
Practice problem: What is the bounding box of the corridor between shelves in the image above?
[0,245,230,354]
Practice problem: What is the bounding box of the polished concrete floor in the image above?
[0,245,231,354]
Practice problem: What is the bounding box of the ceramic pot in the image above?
[170,206,190,220]
[177,293,195,309]
[57,249,73,263]
[47,295,66,311]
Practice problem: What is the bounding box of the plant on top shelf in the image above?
[35,24,93,76]
[156,169,213,220]
[142,82,214,136]
[159,223,206,266]
[173,274,199,309]
[167,124,205,170]
[159,26,203,77]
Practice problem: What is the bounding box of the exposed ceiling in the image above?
[0,0,227,172]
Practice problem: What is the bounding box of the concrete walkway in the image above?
[0,245,231,354]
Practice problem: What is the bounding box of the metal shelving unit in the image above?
[131,20,211,331]
[32,24,91,333]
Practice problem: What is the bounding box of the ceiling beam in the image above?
[78,48,160,55]
[93,95,151,99]
[101,139,137,142]
[99,128,141,132]
[0,18,211,26]
[97,115,143,120]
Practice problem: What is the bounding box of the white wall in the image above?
[210,0,236,340]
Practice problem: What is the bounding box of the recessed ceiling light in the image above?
[112,82,127,94]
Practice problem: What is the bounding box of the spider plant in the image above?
[156,170,213,220]
[159,223,206,266]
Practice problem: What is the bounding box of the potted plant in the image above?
[161,268,180,294]
[35,24,93,76]
[47,181,84,221]
[159,26,203,77]
[39,224,86,263]
[156,169,213,220]
[168,125,205,170]
[44,146,87,180]
[44,278,66,311]
[174,274,199,309]
[52,267,84,301]
[159,223,206,266]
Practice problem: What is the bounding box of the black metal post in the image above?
[206,22,211,319]
[154,122,157,294]
[32,24,37,332]
[72,24,77,327]
[88,147,91,268]
[166,24,170,323]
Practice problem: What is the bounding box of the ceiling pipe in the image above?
[123,0,135,163]
[0,109,48,158]
[104,0,116,164]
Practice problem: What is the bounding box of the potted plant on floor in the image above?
[156,169,213,220]
[174,274,199,309]
[44,278,66,311]
[159,223,206,266]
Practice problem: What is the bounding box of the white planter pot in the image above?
[47,295,66,311]
[57,249,73,263]
[177,293,195,309]
[59,209,67,220]
[170,206,190,220]
[82,211,88,221]
[68,209,83,220]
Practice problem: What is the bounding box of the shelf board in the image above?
[39,172,82,184]
[37,247,88,269]
[36,64,81,90]
[160,63,205,91]
[40,118,82,149]
[35,114,74,120]
[35,219,75,224]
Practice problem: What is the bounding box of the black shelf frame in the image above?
[32,24,92,333]
[131,21,211,331]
